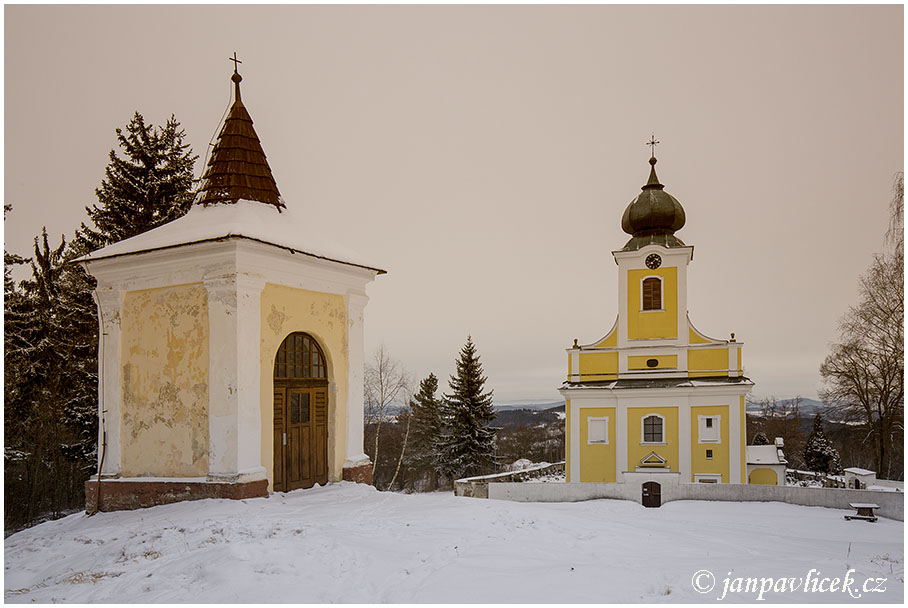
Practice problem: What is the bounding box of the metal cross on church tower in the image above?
[229,52,242,73]
[646,133,660,156]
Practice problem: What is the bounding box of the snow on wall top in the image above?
[843,467,876,476]
[76,200,385,273]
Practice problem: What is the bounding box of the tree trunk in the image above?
[387,414,411,491]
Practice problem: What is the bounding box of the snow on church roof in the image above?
[76,198,386,274]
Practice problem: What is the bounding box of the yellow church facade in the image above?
[560,154,753,494]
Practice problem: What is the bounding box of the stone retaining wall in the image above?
[454,462,565,498]
[483,481,903,521]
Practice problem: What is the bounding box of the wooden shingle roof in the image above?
[197,71,284,210]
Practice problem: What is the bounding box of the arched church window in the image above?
[274,332,327,379]
[642,277,662,311]
[643,414,663,443]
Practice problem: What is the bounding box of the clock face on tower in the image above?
[645,253,662,269]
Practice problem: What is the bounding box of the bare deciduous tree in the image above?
[820,173,904,479]
[387,408,412,491]
[364,344,411,477]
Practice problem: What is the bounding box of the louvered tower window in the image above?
[642,277,662,310]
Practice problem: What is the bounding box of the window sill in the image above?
[641,441,667,446]
[639,309,665,313]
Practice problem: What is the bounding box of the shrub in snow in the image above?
[803,413,843,475]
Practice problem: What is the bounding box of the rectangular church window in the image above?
[706,449,713,459]
[643,414,663,443]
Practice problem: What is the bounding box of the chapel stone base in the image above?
[342,462,374,485]
[85,478,269,513]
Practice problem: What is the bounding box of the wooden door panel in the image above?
[272,390,285,492]
[288,426,300,485]
[275,385,328,492]
[300,427,311,482]
[314,390,328,482]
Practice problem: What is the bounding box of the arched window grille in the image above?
[274,332,327,380]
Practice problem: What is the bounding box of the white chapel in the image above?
[78,63,384,511]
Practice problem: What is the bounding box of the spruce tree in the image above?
[752,432,770,446]
[406,373,444,488]
[4,113,196,528]
[4,205,31,472]
[438,337,497,479]
[5,230,99,528]
[75,112,197,253]
[803,413,843,475]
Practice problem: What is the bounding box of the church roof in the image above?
[195,69,284,209]
[619,156,687,251]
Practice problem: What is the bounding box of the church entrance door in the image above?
[642,481,661,508]
[272,333,329,492]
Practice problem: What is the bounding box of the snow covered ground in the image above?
[4,482,903,603]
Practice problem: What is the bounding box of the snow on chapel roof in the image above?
[745,445,787,465]
[78,61,385,274]
[78,199,385,273]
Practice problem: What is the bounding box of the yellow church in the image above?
[77,63,384,511]
[560,150,754,499]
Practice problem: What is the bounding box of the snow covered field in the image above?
[4,482,903,603]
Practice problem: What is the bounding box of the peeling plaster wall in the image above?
[260,284,349,488]
[120,283,209,477]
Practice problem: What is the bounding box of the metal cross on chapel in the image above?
[229,52,242,73]
[646,133,660,156]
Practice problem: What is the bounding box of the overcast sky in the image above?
[4,5,903,404]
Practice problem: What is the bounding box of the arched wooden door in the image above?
[642,481,661,508]
[273,333,328,492]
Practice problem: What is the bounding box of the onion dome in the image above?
[620,156,686,251]
[196,63,284,210]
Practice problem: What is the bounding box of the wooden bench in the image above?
[844,503,879,522]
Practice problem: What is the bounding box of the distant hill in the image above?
[493,400,564,412]
[492,401,566,428]
[745,398,829,418]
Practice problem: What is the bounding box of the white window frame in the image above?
[586,416,609,445]
[694,473,722,484]
[641,413,666,445]
[697,415,721,444]
[639,275,664,312]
